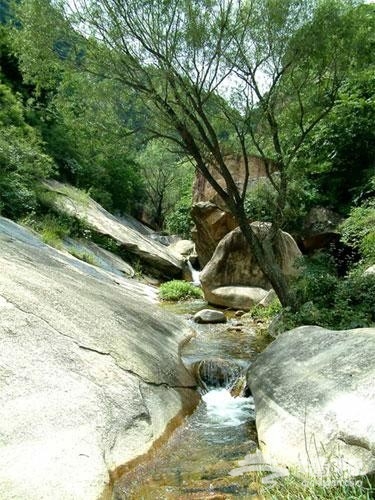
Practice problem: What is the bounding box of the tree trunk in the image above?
[234,206,293,309]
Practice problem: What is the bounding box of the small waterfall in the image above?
[187,260,201,286]
[192,358,250,397]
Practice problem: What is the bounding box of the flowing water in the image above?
[113,302,262,499]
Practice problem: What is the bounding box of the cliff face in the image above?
[192,154,276,209]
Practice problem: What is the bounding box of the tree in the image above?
[137,139,194,229]
[14,0,368,306]
[0,80,54,218]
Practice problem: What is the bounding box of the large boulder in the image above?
[248,326,375,476]
[191,155,276,267]
[200,223,301,309]
[191,202,238,267]
[43,180,183,279]
[205,286,269,310]
[0,217,197,500]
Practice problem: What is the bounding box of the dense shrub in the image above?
[0,83,54,219]
[275,258,375,333]
[159,280,203,301]
[340,197,375,266]
[165,201,193,238]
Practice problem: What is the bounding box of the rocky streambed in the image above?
[112,307,263,499]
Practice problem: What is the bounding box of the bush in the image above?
[278,265,375,332]
[159,280,203,301]
[0,83,55,220]
[165,202,193,238]
[249,299,282,322]
[340,198,375,266]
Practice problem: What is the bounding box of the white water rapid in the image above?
[187,259,201,286]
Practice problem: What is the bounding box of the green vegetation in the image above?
[21,209,91,249]
[159,281,203,302]
[270,261,375,335]
[68,248,97,266]
[261,472,374,500]
[340,198,375,266]
[249,299,282,323]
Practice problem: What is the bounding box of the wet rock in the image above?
[193,309,227,324]
[248,325,375,477]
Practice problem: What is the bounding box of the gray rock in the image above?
[257,289,278,308]
[248,326,375,476]
[193,309,227,324]
[0,216,197,500]
[63,238,135,277]
[364,265,375,276]
[43,180,183,279]
[169,239,196,257]
[207,286,268,310]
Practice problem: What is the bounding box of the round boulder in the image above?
[200,223,301,309]
[193,309,227,324]
[207,286,268,310]
[248,326,375,477]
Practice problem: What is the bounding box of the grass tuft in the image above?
[159,280,203,301]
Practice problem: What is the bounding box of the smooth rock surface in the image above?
[44,180,183,279]
[169,239,196,257]
[0,216,196,500]
[193,309,227,324]
[63,238,135,277]
[248,326,375,476]
[364,265,375,275]
[207,286,269,310]
[200,224,301,308]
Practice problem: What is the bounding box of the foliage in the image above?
[22,209,92,249]
[159,280,203,302]
[249,299,282,322]
[273,255,375,332]
[297,68,375,213]
[340,197,375,266]
[137,140,194,230]
[165,198,193,238]
[261,470,374,500]
[68,248,97,265]
[0,81,54,219]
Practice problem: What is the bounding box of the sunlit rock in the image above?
[248,325,375,477]
[43,180,183,279]
[0,216,197,500]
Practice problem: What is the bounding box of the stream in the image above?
[113,301,263,499]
